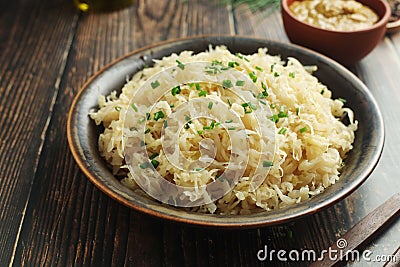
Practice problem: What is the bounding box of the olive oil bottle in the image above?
[73,0,134,12]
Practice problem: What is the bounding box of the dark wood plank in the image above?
[311,193,400,266]
[4,0,400,266]
[0,0,79,265]
[12,0,232,266]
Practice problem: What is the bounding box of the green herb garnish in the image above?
[249,71,257,82]
[223,79,233,88]
[151,159,160,169]
[151,80,160,89]
[150,152,159,160]
[236,80,245,86]
[176,59,185,70]
[198,90,207,97]
[131,103,138,112]
[171,85,181,96]
[278,128,287,135]
[300,126,308,133]
[154,111,165,121]
[263,160,273,167]
[228,61,240,68]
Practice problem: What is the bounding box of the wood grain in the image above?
[0,0,78,264]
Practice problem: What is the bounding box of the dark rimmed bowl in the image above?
[282,0,391,65]
[67,36,384,228]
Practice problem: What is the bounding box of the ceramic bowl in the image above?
[67,36,384,228]
[281,0,391,65]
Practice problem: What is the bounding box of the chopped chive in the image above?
[115,106,121,111]
[171,85,181,96]
[150,152,159,160]
[249,71,257,83]
[225,119,233,123]
[197,130,203,135]
[208,101,213,110]
[320,89,325,95]
[163,120,168,128]
[227,98,232,107]
[146,112,151,120]
[270,64,275,72]
[278,128,287,135]
[236,80,245,86]
[203,126,212,130]
[256,66,263,71]
[274,72,280,77]
[228,61,240,68]
[278,106,288,118]
[296,107,300,116]
[337,97,347,103]
[248,102,257,110]
[144,128,150,134]
[140,161,151,169]
[169,103,175,108]
[289,72,295,78]
[259,100,267,105]
[257,90,268,99]
[211,60,222,66]
[154,111,165,121]
[151,80,160,89]
[176,59,185,70]
[184,123,190,129]
[261,82,267,91]
[340,162,345,167]
[151,159,160,169]
[131,103,138,112]
[228,127,236,130]
[222,79,233,88]
[138,117,145,124]
[235,53,249,62]
[270,103,276,109]
[184,114,191,122]
[195,83,201,91]
[263,160,273,167]
[270,115,279,123]
[198,90,207,97]
[300,127,308,133]
[194,168,203,171]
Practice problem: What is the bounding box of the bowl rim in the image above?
[281,0,391,34]
[67,35,385,228]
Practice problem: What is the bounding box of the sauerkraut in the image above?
[89,46,357,215]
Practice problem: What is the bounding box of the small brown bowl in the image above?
[282,0,391,65]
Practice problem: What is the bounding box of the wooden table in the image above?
[1,0,399,266]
